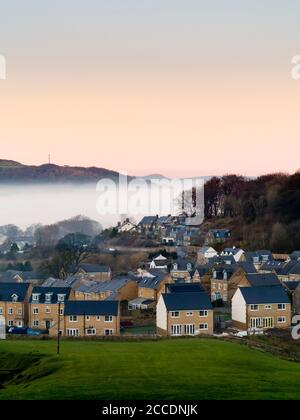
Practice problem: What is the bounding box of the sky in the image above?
[0,0,299,177]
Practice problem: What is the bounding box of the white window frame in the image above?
[199,323,208,330]
[45,306,51,314]
[278,304,286,311]
[186,311,193,316]
[105,329,113,336]
[171,324,182,336]
[250,304,259,311]
[264,305,272,310]
[171,311,180,318]
[0,308,3,315]
[8,320,14,327]
[8,307,13,315]
[277,316,286,324]
[104,315,113,323]
[33,320,39,327]
[96,316,101,321]
[69,315,78,322]
[199,310,208,317]
[33,307,39,314]
[85,315,91,321]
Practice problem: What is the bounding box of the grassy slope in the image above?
[0,338,300,400]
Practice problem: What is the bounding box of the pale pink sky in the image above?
[0,1,300,177]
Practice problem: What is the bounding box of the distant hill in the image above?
[0,160,122,183]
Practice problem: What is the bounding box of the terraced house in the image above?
[157,287,214,336]
[0,283,32,328]
[29,287,73,335]
[232,286,291,331]
[63,301,120,337]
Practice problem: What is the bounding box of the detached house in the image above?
[67,264,112,282]
[0,283,32,328]
[232,286,291,331]
[29,287,72,335]
[197,247,218,264]
[221,247,244,262]
[157,290,214,336]
[63,301,120,337]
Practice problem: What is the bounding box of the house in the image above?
[205,229,231,245]
[0,270,45,284]
[138,216,158,232]
[244,250,274,269]
[170,259,194,283]
[290,282,300,314]
[29,287,72,335]
[0,283,32,328]
[221,247,244,262]
[63,301,120,337]
[68,263,112,282]
[197,246,218,264]
[164,283,204,294]
[232,286,291,331]
[149,254,170,270]
[210,266,235,303]
[117,219,137,233]
[157,291,214,336]
[137,270,171,303]
[226,271,281,304]
[74,276,138,302]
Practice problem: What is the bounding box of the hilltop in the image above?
[0,159,121,183]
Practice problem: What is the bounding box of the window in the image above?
[33,307,39,314]
[265,305,272,310]
[57,294,66,302]
[33,320,39,327]
[171,325,182,336]
[0,308,3,315]
[85,315,90,321]
[69,316,78,322]
[199,323,208,330]
[184,324,195,335]
[11,294,18,302]
[105,329,113,336]
[278,304,286,310]
[86,328,96,335]
[59,308,63,315]
[45,306,51,314]
[17,321,23,327]
[45,293,52,303]
[186,311,193,316]
[67,329,79,337]
[250,317,263,329]
[250,305,259,311]
[8,320,14,327]
[199,310,208,317]
[277,316,286,324]
[96,316,101,321]
[105,315,113,322]
[171,311,180,318]
[17,308,22,316]
[32,294,40,302]
[8,308,13,315]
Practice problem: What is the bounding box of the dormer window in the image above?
[173,263,178,270]
[45,293,53,303]
[213,270,217,279]
[11,294,19,302]
[187,263,192,271]
[57,294,66,302]
[223,271,228,280]
[32,293,40,302]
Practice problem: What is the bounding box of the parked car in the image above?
[8,327,28,335]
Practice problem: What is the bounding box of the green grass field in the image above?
[1,338,300,400]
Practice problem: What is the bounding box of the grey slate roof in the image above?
[289,251,300,261]
[64,300,118,316]
[139,273,166,289]
[138,216,157,226]
[0,270,45,283]
[0,283,30,302]
[162,291,213,311]
[166,283,204,293]
[239,286,290,304]
[76,276,136,294]
[30,287,71,303]
[283,281,300,292]
[237,262,257,274]
[245,273,280,287]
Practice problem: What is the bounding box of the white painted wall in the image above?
[156,295,167,331]
[232,288,246,324]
